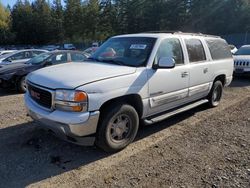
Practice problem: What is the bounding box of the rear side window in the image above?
[206,39,232,60]
[185,39,206,63]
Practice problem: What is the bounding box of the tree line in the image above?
[0,0,250,45]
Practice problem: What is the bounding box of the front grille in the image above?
[234,61,250,67]
[28,83,52,109]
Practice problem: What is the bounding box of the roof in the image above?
[113,31,220,39]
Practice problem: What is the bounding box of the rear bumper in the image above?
[25,93,100,146]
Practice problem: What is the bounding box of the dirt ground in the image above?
[0,78,249,188]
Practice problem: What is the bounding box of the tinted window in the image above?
[206,39,232,59]
[156,38,184,65]
[71,53,87,62]
[185,39,206,63]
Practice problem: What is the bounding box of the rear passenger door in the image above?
[184,37,212,100]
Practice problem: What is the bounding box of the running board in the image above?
[144,99,209,125]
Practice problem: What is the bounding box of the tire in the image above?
[207,80,223,107]
[17,76,27,93]
[95,104,139,152]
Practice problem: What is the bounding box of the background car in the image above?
[0,49,48,65]
[41,45,60,51]
[233,45,250,75]
[62,43,76,50]
[0,50,17,56]
[0,50,88,93]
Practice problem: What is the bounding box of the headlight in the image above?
[54,90,88,112]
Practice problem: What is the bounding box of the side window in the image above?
[24,51,31,58]
[71,53,87,62]
[156,38,184,65]
[32,51,45,57]
[51,53,68,64]
[185,39,206,63]
[8,52,25,61]
[206,39,232,60]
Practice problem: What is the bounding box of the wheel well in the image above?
[214,75,226,86]
[99,94,144,118]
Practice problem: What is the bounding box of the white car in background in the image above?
[0,50,17,56]
[233,45,250,75]
[0,49,47,64]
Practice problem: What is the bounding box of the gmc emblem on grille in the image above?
[30,90,40,100]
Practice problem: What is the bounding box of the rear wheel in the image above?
[17,76,27,93]
[95,104,139,152]
[207,80,223,107]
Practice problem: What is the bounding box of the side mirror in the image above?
[157,57,175,69]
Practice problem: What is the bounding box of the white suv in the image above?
[25,32,233,152]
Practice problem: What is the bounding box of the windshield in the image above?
[234,47,250,55]
[28,53,51,64]
[90,37,156,67]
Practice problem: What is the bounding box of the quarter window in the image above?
[156,38,184,65]
[206,39,232,60]
[185,39,206,63]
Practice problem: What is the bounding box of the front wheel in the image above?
[17,76,27,93]
[207,80,223,107]
[95,104,139,152]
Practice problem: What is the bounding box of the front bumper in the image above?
[25,93,100,146]
[234,67,250,76]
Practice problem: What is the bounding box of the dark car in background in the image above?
[0,49,48,64]
[0,50,88,93]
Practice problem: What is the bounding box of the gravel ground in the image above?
[0,78,249,188]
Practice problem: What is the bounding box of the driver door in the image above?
[147,38,190,116]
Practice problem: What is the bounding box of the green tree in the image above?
[11,0,34,44]
[32,0,53,44]
[0,2,13,44]
[64,0,83,42]
[51,0,64,43]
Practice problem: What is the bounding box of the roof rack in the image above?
[142,31,220,38]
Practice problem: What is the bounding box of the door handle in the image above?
[203,68,208,74]
[181,72,189,78]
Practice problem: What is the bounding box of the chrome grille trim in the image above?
[27,81,55,111]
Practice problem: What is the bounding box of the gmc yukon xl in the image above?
[25,32,233,152]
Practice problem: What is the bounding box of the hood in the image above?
[27,62,137,89]
[233,55,250,61]
[0,63,31,74]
